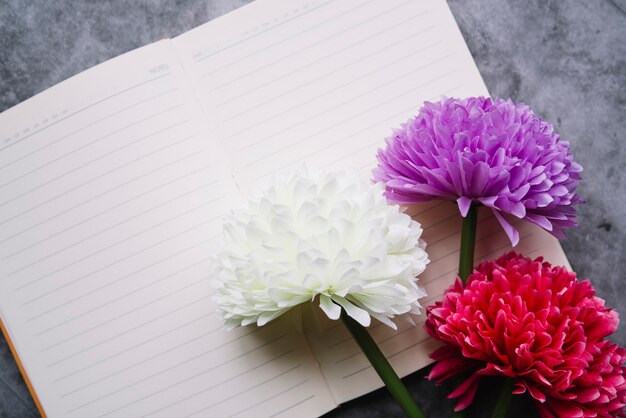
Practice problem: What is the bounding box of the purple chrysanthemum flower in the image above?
[373,97,583,245]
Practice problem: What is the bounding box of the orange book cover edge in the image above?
[0,319,46,417]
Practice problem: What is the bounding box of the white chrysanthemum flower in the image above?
[211,168,429,330]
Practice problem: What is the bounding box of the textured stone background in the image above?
[0,0,624,417]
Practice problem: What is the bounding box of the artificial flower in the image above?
[425,252,626,417]
[212,168,429,329]
[373,97,583,245]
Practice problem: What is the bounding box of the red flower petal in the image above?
[424,252,626,416]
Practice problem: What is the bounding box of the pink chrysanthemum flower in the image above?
[425,252,626,417]
[374,97,583,245]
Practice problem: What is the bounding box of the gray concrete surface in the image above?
[0,1,624,417]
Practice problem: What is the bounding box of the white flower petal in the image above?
[370,312,398,330]
[319,294,341,320]
[333,296,371,327]
[211,168,430,329]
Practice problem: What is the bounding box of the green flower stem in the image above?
[458,204,478,283]
[450,204,479,418]
[340,310,427,418]
[490,379,515,418]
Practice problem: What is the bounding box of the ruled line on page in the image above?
[179,372,308,418]
[243,69,456,168]
[330,319,433,364]
[420,229,532,288]
[0,87,178,173]
[214,6,426,104]
[229,36,440,138]
[407,202,448,218]
[0,135,200,227]
[419,202,487,232]
[327,333,355,350]
[34,258,212,337]
[70,333,290,415]
[25,238,216,322]
[10,198,217,282]
[218,68,461,189]
[421,210,490,248]
[48,295,213,368]
[267,394,316,418]
[387,333,432,358]
[238,52,448,152]
[325,321,342,333]
[59,323,224,398]
[217,9,432,110]
[0,113,189,199]
[415,203,458,222]
[415,294,446,312]
[327,320,386,353]
[423,214,459,239]
[201,0,375,76]
[334,322,419,365]
[150,361,302,418]
[194,0,336,63]
[228,380,308,418]
[3,170,214,260]
[0,163,212,247]
[251,101,428,182]
[222,23,436,122]
[329,300,438,363]
[341,278,530,382]
[524,248,541,258]
[0,72,173,152]
[7,183,217,270]
[326,312,423,352]
[60,322,262,399]
[325,304,430,352]
[183,366,304,418]
[204,0,416,88]
[248,83,464,183]
[479,235,534,262]
[425,220,520,266]
[423,232,531,281]
[420,266,458,287]
[54,312,215,383]
[40,276,211,351]
[321,84,464,166]
[240,66,456,167]
[17,216,217,297]
[7,195,213,280]
[419,239,538,292]
[326,333,356,350]
[341,333,432,380]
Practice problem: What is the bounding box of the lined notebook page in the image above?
[304,202,570,402]
[0,41,334,417]
[173,0,488,192]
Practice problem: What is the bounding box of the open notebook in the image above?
[0,0,570,417]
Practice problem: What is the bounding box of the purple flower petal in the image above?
[493,210,520,246]
[373,97,582,245]
[457,196,473,217]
